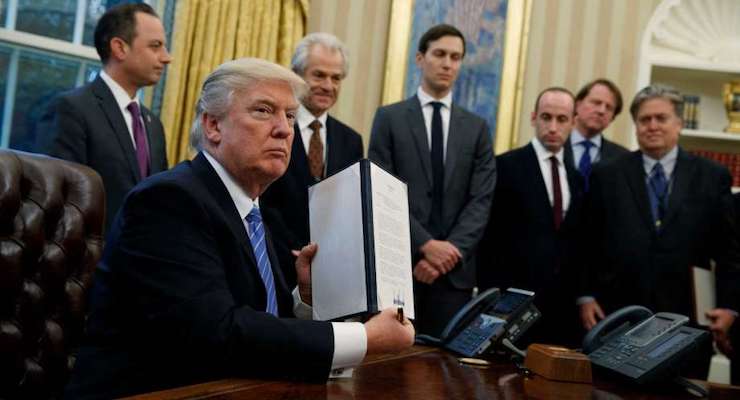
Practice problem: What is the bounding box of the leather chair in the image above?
[0,150,104,399]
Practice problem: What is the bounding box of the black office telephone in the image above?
[416,287,541,358]
[582,305,710,385]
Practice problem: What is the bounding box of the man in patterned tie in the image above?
[564,79,629,192]
[261,32,363,289]
[578,86,740,377]
[65,58,414,399]
[37,3,171,232]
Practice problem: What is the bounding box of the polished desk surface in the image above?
[129,346,739,400]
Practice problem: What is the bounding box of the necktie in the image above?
[244,207,279,316]
[648,162,668,231]
[308,120,324,181]
[126,102,150,179]
[430,101,444,238]
[578,140,594,192]
[550,156,563,230]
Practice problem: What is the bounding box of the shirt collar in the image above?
[99,70,138,111]
[417,86,452,109]
[570,128,602,148]
[642,146,679,177]
[531,137,565,163]
[297,104,328,131]
[202,150,257,219]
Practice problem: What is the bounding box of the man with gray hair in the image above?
[65,58,413,399]
[577,85,740,375]
[261,32,363,289]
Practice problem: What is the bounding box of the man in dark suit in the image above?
[64,58,414,399]
[578,86,740,354]
[261,33,363,288]
[478,87,581,346]
[38,3,170,232]
[368,24,496,337]
[564,79,628,191]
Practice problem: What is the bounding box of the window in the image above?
[0,0,152,152]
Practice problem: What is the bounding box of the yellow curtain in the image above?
[161,0,309,165]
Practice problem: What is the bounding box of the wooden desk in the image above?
[129,346,739,399]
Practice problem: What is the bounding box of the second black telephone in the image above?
[417,287,541,357]
[582,305,710,384]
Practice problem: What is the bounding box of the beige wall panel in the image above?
[515,0,662,149]
[307,0,392,153]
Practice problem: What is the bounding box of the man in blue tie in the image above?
[564,79,629,192]
[578,86,740,377]
[64,58,414,399]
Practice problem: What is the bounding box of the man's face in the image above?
[575,84,617,137]
[531,91,575,153]
[301,45,344,116]
[121,12,171,87]
[205,80,298,195]
[416,35,464,97]
[635,98,682,159]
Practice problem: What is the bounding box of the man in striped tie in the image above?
[65,58,414,399]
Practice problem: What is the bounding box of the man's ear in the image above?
[202,113,222,145]
[531,111,537,127]
[415,51,423,67]
[109,37,129,62]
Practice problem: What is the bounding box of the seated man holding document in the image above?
[64,58,414,399]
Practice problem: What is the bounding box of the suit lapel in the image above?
[407,97,433,187]
[325,116,340,174]
[92,77,142,182]
[662,149,694,229]
[563,140,576,170]
[444,104,465,192]
[624,152,655,232]
[523,144,555,227]
[290,122,314,185]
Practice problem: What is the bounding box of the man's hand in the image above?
[420,240,461,273]
[413,259,440,284]
[706,308,736,356]
[364,308,415,355]
[293,243,318,305]
[580,300,605,330]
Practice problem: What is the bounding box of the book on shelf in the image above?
[682,95,700,130]
[688,149,740,187]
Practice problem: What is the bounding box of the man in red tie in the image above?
[261,33,363,289]
[478,87,582,346]
[38,3,171,232]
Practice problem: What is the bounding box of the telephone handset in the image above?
[583,305,710,384]
[416,287,541,358]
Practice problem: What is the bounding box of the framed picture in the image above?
[382,0,531,153]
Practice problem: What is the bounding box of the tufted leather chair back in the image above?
[0,150,104,399]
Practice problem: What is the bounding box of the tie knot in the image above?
[549,155,559,165]
[430,101,443,111]
[127,101,141,118]
[581,140,594,149]
[246,207,262,223]
[309,120,322,131]
[652,162,665,176]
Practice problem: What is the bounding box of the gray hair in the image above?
[629,85,684,122]
[190,58,308,150]
[290,32,349,78]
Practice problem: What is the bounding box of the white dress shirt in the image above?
[531,138,571,216]
[99,70,144,149]
[203,151,367,371]
[417,86,452,161]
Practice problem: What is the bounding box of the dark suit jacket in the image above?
[478,143,582,301]
[261,117,363,288]
[368,95,496,289]
[579,149,740,319]
[64,153,334,399]
[37,76,168,232]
